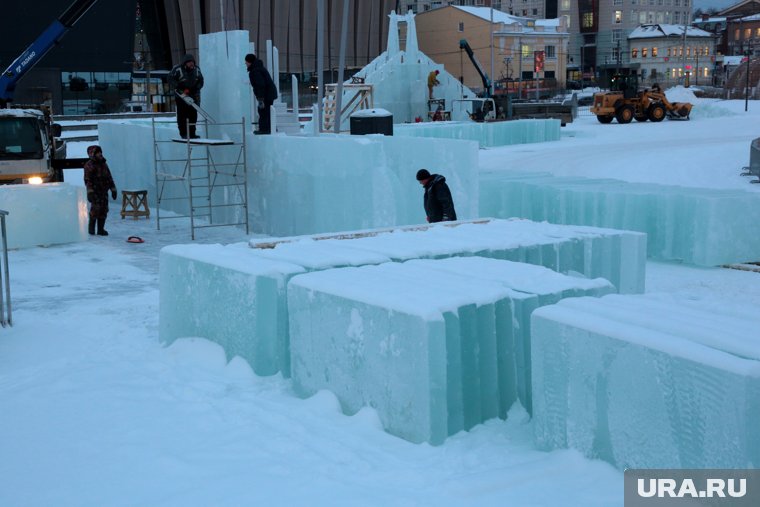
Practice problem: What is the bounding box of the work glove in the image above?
[111,188,117,200]
[87,191,94,203]
[257,100,264,110]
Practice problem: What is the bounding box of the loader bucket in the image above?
[670,102,692,119]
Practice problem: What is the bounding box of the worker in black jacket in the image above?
[168,53,204,138]
[416,169,457,223]
[245,53,278,134]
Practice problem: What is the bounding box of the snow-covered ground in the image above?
[2,94,759,506]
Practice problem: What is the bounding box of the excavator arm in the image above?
[459,39,492,97]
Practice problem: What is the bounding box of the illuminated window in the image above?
[632,48,639,58]
[686,47,690,57]
[522,44,531,58]
[582,12,594,28]
[642,47,648,57]
[746,29,752,39]
[614,10,622,23]
[735,28,740,40]
[561,0,570,9]
[652,47,658,57]
[667,47,671,56]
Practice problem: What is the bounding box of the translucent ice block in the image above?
[531,294,760,469]
[395,119,561,148]
[0,183,87,249]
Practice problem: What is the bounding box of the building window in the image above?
[546,46,556,58]
[686,47,690,57]
[652,47,658,57]
[632,48,638,58]
[533,8,538,15]
[667,47,671,56]
[458,21,464,32]
[614,10,622,23]
[640,12,647,24]
[522,44,531,58]
[746,29,752,39]
[614,0,622,4]
[561,0,571,9]
[756,28,760,37]
[664,10,670,23]
[642,47,648,57]
[735,28,740,40]
[612,29,623,42]
[673,11,679,24]
[582,12,594,28]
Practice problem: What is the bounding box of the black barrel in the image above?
[349,108,393,136]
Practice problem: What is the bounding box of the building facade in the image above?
[415,5,568,94]
[628,24,717,86]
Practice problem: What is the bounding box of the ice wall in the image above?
[0,183,87,249]
[333,11,477,127]
[248,134,479,236]
[531,294,760,468]
[287,259,613,444]
[395,119,561,148]
[480,171,760,266]
[198,30,253,130]
[160,219,646,382]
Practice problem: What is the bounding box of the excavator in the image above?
[590,74,692,124]
[0,0,99,183]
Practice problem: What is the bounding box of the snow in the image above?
[2,94,760,505]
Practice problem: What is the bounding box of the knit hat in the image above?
[245,53,256,63]
[416,169,431,181]
[87,145,102,157]
[182,54,196,64]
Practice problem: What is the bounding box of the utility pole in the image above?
[317,0,324,131]
[333,0,349,133]
[746,40,751,112]
[681,13,688,84]
[490,4,495,97]
[616,38,621,74]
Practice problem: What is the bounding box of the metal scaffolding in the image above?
[153,117,249,240]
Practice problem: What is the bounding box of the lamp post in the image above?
[745,40,751,112]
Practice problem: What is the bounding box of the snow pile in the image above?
[665,85,698,103]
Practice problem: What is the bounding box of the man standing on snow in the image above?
[83,145,117,236]
[416,169,457,223]
[168,53,204,138]
[245,53,278,134]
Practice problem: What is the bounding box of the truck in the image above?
[0,0,99,184]
[590,74,692,124]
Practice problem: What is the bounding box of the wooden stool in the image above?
[120,190,150,220]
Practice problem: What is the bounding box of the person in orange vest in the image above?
[427,70,440,99]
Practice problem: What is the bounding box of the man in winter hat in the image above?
[245,53,278,134]
[168,53,204,138]
[83,145,117,236]
[416,168,457,223]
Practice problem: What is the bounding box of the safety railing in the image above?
[0,210,11,327]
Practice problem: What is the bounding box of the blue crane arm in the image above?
[0,0,99,103]
[459,39,492,97]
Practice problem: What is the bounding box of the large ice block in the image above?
[480,171,760,266]
[531,294,760,469]
[287,262,511,444]
[395,119,561,148]
[0,183,87,249]
[159,244,305,376]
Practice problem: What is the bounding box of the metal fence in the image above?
[0,210,11,327]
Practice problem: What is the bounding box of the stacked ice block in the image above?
[0,183,87,249]
[531,294,760,468]
[287,259,613,444]
[161,219,644,382]
[480,171,760,266]
[395,119,561,148]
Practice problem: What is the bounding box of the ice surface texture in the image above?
[0,183,87,249]
[287,259,613,444]
[480,171,760,266]
[395,119,561,148]
[531,294,760,469]
[160,219,642,386]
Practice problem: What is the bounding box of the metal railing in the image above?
[0,210,11,327]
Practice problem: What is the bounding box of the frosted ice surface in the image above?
[159,244,305,376]
[480,171,760,266]
[0,183,87,249]
[531,294,760,469]
[287,258,616,444]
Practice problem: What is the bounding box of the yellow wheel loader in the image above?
[590,75,692,124]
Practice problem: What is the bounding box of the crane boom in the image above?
[459,39,492,97]
[0,0,99,106]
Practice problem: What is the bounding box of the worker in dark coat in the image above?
[83,145,117,236]
[245,53,278,134]
[168,53,204,138]
[416,169,457,223]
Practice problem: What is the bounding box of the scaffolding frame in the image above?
[153,117,249,240]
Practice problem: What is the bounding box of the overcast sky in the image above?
[693,0,735,11]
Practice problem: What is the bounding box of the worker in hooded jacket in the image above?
[83,145,117,236]
[168,53,204,138]
[416,169,457,223]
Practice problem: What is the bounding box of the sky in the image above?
[1,91,760,506]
